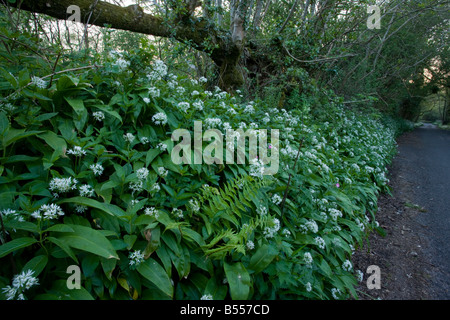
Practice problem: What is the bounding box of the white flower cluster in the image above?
[257,205,268,216]
[114,58,130,71]
[90,163,104,176]
[92,111,105,122]
[152,112,168,125]
[246,240,255,250]
[204,117,222,129]
[2,270,39,300]
[263,218,280,239]
[123,133,136,143]
[304,252,313,266]
[148,86,160,98]
[30,76,47,89]
[31,203,65,220]
[79,184,94,197]
[144,207,159,218]
[172,208,183,219]
[342,260,353,272]
[158,167,168,178]
[67,146,86,157]
[0,209,24,222]
[249,158,265,179]
[157,143,167,152]
[129,250,145,268]
[189,199,200,213]
[177,101,190,113]
[200,294,213,300]
[136,167,149,181]
[49,177,78,194]
[314,236,326,249]
[147,60,168,81]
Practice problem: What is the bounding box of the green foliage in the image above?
[0,23,399,301]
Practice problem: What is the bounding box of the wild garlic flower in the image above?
[156,143,167,152]
[304,252,313,266]
[189,199,200,213]
[176,86,186,95]
[67,146,86,157]
[314,236,326,249]
[191,90,200,96]
[200,294,213,300]
[128,250,145,268]
[79,184,94,198]
[177,102,190,113]
[151,183,161,192]
[143,97,151,104]
[246,240,255,250]
[123,133,135,143]
[158,167,168,178]
[136,167,149,180]
[114,58,130,71]
[152,112,168,125]
[147,60,168,81]
[199,76,208,83]
[263,218,280,239]
[192,100,204,111]
[172,208,183,219]
[92,111,105,122]
[148,87,160,98]
[305,282,312,292]
[30,76,47,89]
[244,105,255,114]
[2,270,39,300]
[305,219,318,233]
[75,205,88,214]
[271,194,282,205]
[204,118,222,129]
[144,207,159,218]
[129,180,144,194]
[49,177,78,194]
[257,205,268,216]
[89,163,104,176]
[249,158,265,179]
[331,288,342,300]
[31,203,64,220]
[342,260,353,272]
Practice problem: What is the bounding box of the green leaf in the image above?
[65,97,86,117]
[0,237,37,258]
[137,258,173,298]
[248,244,278,274]
[21,255,48,277]
[45,224,75,233]
[3,129,43,148]
[58,197,126,217]
[47,236,79,263]
[224,262,251,300]
[56,224,119,260]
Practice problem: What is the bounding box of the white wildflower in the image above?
[257,205,268,216]
[189,199,200,213]
[66,146,86,157]
[79,184,94,198]
[144,207,159,218]
[49,177,78,194]
[147,60,168,81]
[143,97,151,104]
[246,240,255,250]
[92,111,105,122]
[177,101,190,113]
[172,208,183,219]
[199,76,208,83]
[30,76,47,89]
[342,260,353,272]
[2,270,39,300]
[314,236,326,249]
[31,203,64,220]
[148,87,160,98]
[158,167,168,178]
[200,294,213,300]
[305,282,312,292]
[136,167,149,180]
[114,58,130,71]
[123,133,135,143]
[89,163,104,176]
[152,112,168,125]
[75,205,88,214]
[331,288,342,300]
[157,143,167,152]
[128,250,145,268]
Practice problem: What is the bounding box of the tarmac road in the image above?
[396,123,450,299]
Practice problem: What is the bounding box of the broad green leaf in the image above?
[0,237,37,258]
[248,244,278,274]
[224,262,251,300]
[93,105,123,123]
[58,197,126,217]
[45,224,75,233]
[46,236,79,263]
[57,224,119,260]
[137,258,173,298]
[65,97,86,117]
[21,255,48,277]
[3,129,43,148]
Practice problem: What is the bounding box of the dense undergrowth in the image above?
[0,31,414,300]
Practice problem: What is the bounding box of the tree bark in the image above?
[5,0,244,90]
